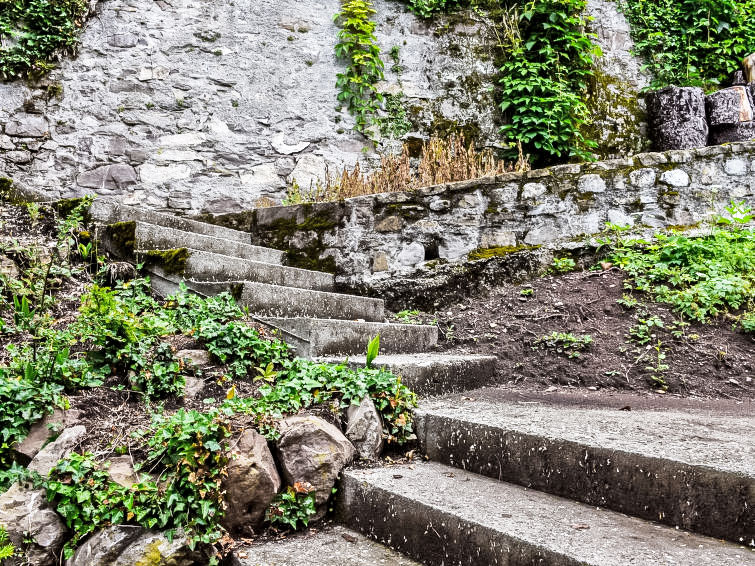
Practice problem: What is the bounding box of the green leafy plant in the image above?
[394,309,421,324]
[628,315,664,345]
[498,0,601,163]
[644,339,670,390]
[365,334,380,368]
[716,200,754,226]
[619,0,755,89]
[0,525,14,560]
[533,331,593,358]
[550,257,576,274]
[334,0,385,132]
[0,0,90,79]
[266,483,317,530]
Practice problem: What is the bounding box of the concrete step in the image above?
[415,389,755,545]
[181,280,385,321]
[316,353,497,396]
[101,220,283,264]
[90,198,251,243]
[337,461,753,566]
[260,317,438,358]
[136,248,334,292]
[230,523,421,566]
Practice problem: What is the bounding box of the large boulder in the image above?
[221,429,281,533]
[0,484,67,566]
[28,425,86,476]
[647,86,708,150]
[344,397,384,460]
[66,526,211,566]
[275,416,355,509]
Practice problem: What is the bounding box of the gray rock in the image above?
[108,33,139,48]
[276,415,355,508]
[65,525,210,566]
[659,169,690,188]
[287,154,327,190]
[709,121,755,145]
[176,349,212,367]
[577,174,606,194]
[397,242,425,267]
[5,151,32,164]
[15,409,81,463]
[0,255,19,280]
[0,484,67,566]
[647,87,708,150]
[107,456,139,488]
[28,425,86,476]
[76,164,138,190]
[744,52,755,83]
[705,86,753,126]
[222,429,281,533]
[4,114,49,138]
[345,397,384,460]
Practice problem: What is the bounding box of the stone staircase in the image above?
[92,199,755,565]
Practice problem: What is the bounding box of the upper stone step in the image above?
[415,389,755,545]
[90,199,251,243]
[135,248,334,292]
[337,461,753,566]
[260,317,438,358]
[183,280,385,322]
[102,220,284,264]
[316,353,497,396]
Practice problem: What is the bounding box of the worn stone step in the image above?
[135,248,334,292]
[230,523,421,566]
[101,220,283,264]
[181,280,385,321]
[90,198,251,243]
[415,389,755,545]
[260,318,438,358]
[337,461,753,566]
[316,353,497,396]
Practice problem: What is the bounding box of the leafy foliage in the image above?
[533,331,593,358]
[620,0,755,89]
[610,226,755,326]
[498,0,601,163]
[266,483,317,530]
[334,0,385,132]
[0,0,89,79]
[45,408,229,557]
[0,525,13,560]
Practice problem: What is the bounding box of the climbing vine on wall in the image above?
[498,0,601,163]
[0,0,89,80]
[620,0,755,89]
[334,0,385,132]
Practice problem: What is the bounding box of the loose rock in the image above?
[28,425,86,476]
[222,429,281,533]
[345,397,384,460]
[647,86,708,150]
[65,526,211,566]
[276,415,355,508]
[0,484,67,566]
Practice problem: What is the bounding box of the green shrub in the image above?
[620,0,755,89]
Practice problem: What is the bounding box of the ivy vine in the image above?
[620,0,755,90]
[0,0,89,80]
[334,0,385,132]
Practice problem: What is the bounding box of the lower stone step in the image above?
[415,389,755,545]
[316,353,497,396]
[260,317,438,358]
[229,523,421,566]
[337,462,752,566]
[137,248,334,292]
[182,280,385,322]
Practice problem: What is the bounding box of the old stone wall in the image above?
[0,0,649,214]
[0,0,500,214]
[204,143,755,295]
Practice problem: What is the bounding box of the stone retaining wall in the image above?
[202,142,755,295]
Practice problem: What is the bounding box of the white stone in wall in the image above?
[659,169,690,187]
[139,163,192,184]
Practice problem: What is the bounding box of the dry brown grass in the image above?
[285,134,529,204]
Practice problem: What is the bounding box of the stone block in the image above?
[705,86,753,126]
[647,87,707,150]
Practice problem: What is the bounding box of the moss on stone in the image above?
[264,213,340,274]
[106,221,137,255]
[0,177,13,199]
[54,197,89,219]
[134,541,164,566]
[467,244,538,261]
[143,248,189,276]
